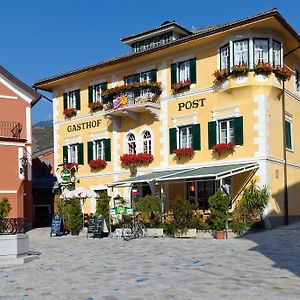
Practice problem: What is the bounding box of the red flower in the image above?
[88,101,103,111]
[273,65,292,81]
[171,80,191,94]
[213,142,236,155]
[213,69,229,82]
[173,147,195,157]
[120,153,154,165]
[89,159,107,169]
[254,61,272,75]
[64,162,78,171]
[63,108,76,117]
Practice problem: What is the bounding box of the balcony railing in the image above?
[0,218,26,235]
[0,121,22,138]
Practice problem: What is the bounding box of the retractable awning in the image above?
[110,163,258,187]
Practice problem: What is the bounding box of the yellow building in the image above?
[34,8,300,226]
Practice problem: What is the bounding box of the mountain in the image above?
[32,121,53,154]
[33,120,52,128]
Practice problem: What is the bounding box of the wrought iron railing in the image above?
[0,121,22,138]
[0,218,26,235]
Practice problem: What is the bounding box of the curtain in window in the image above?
[234,40,248,65]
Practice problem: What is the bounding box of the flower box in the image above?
[88,159,107,169]
[173,147,195,159]
[120,153,154,165]
[213,68,229,84]
[171,80,191,94]
[212,142,236,156]
[230,64,249,77]
[88,101,103,111]
[63,108,77,118]
[65,162,79,172]
[253,61,272,76]
[273,65,292,81]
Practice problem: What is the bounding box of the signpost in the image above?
[86,215,103,238]
[50,215,63,237]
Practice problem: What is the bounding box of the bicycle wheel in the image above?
[122,223,133,241]
[136,223,146,238]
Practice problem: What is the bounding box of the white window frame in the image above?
[142,131,152,154]
[178,60,190,82]
[253,38,269,64]
[127,133,136,154]
[218,119,234,144]
[93,84,103,103]
[94,140,105,160]
[285,116,293,151]
[67,91,76,109]
[178,125,193,148]
[69,144,78,163]
[220,44,230,70]
[273,40,281,67]
[233,39,249,66]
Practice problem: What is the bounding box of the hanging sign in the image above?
[110,204,133,216]
[61,169,72,183]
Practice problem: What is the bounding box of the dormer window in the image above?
[220,44,230,70]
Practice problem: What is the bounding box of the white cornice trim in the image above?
[0,190,17,194]
[0,141,25,146]
[0,95,18,99]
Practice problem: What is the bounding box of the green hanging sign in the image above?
[61,169,72,183]
[110,204,133,216]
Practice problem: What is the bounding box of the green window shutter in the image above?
[63,146,69,163]
[77,143,84,165]
[75,89,81,110]
[88,141,93,163]
[169,128,177,154]
[63,93,68,109]
[171,63,177,84]
[189,58,196,84]
[88,86,93,104]
[104,139,111,161]
[192,124,201,150]
[208,121,217,149]
[101,82,107,91]
[285,120,292,149]
[150,69,157,82]
[234,116,244,146]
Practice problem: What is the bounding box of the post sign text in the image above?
[178,98,206,111]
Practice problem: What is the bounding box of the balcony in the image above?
[102,82,162,124]
[0,121,22,139]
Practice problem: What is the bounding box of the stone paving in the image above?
[1,224,300,300]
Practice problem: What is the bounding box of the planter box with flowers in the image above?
[213,68,229,84]
[230,64,249,78]
[253,61,272,76]
[63,108,77,118]
[120,153,154,166]
[64,162,79,173]
[88,159,107,170]
[173,148,195,160]
[273,65,292,81]
[88,101,103,112]
[171,80,191,95]
[213,142,236,156]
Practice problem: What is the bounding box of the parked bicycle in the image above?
[121,213,145,241]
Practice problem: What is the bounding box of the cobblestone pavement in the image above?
[1,224,300,300]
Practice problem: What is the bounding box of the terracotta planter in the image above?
[215,230,225,239]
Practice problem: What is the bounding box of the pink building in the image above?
[0,66,41,225]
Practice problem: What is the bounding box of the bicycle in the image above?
[121,213,145,241]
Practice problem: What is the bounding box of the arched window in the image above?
[127,133,136,154]
[142,131,152,154]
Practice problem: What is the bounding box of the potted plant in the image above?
[171,80,191,94]
[89,159,107,170]
[208,189,230,239]
[173,147,195,159]
[212,142,235,156]
[63,108,77,118]
[88,101,103,112]
[65,198,83,236]
[213,68,229,84]
[253,61,272,76]
[230,64,249,77]
[120,153,154,166]
[273,65,292,81]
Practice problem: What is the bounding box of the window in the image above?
[67,91,76,109]
[94,84,103,102]
[142,131,152,154]
[219,119,234,144]
[179,126,193,148]
[296,70,300,93]
[233,39,249,65]
[253,39,269,64]
[63,90,80,111]
[144,40,152,51]
[88,139,111,163]
[171,58,196,85]
[69,144,78,163]
[273,40,281,67]
[124,74,139,85]
[95,140,105,160]
[153,37,160,47]
[285,119,292,150]
[220,44,230,70]
[127,133,136,154]
[141,71,152,83]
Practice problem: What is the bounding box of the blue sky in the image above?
[1,0,299,124]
